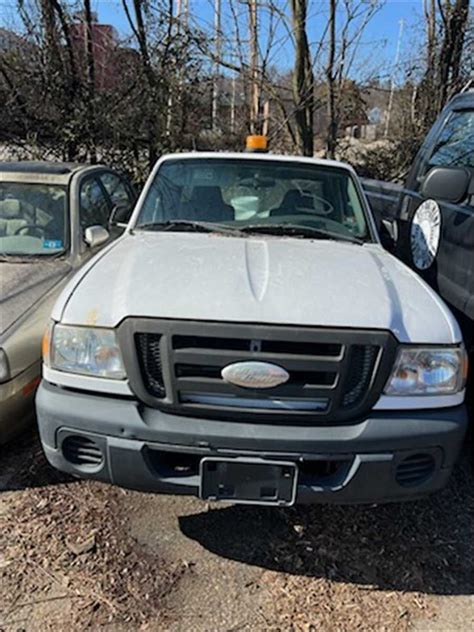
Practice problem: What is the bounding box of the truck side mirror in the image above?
[421,167,470,204]
[379,218,398,252]
[109,203,133,228]
[84,225,110,248]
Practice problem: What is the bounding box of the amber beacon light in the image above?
[245,135,268,152]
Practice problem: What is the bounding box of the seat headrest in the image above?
[280,190,314,210]
[280,190,304,208]
[190,186,225,207]
[300,194,314,209]
[0,199,22,218]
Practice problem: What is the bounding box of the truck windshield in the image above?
[0,182,68,256]
[136,158,372,241]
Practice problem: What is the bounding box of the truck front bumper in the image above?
[36,381,468,505]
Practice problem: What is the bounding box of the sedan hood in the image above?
[1,259,71,337]
[59,232,460,344]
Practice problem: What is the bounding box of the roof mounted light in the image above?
[245,135,268,153]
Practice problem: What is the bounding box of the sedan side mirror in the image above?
[109,203,133,228]
[379,218,398,253]
[421,167,470,204]
[84,225,110,248]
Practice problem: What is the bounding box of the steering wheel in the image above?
[297,196,334,216]
[14,224,46,237]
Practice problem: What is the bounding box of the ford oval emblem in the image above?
[221,361,290,389]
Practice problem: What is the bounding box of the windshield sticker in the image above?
[43,239,63,250]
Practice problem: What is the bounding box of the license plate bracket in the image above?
[200,458,298,506]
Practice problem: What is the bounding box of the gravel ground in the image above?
[0,429,473,631]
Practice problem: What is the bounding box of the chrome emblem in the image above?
[221,361,290,389]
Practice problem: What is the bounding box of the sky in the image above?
[0,0,426,79]
[93,0,424,70]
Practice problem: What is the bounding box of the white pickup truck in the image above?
[37,143,468,506]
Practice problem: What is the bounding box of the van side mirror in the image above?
[84,225,110,248]
[109,203,133,228]
[421,167,470,204]
[379,218,398,252]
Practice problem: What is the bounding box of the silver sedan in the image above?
[0,161,135,443]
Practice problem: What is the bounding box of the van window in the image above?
[424,110,474,172]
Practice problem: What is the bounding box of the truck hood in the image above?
[59,232,460,344]
[1,259,71,337]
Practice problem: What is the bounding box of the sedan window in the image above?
[80,177,110,229]
[99,172,134,208]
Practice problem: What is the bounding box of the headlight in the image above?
[384,346,468,396]
[46,324,126,379]
[0,348,10,383]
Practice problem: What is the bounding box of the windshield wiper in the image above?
[135,220,242,236]
[239,224,364,244]
[135,220,364,243]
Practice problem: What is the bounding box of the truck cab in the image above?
[36,146,468,506]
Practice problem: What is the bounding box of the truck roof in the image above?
[157,151,356,174]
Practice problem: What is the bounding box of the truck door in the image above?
[398,100,474,341]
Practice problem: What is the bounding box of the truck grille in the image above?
[122,320,397,425]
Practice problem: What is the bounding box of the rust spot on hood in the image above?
[85,308,99,326]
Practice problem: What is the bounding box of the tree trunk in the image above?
[437,0,470,108]
[290,0,314,156]
[326,0,337,158]
[248,0,260,134]
[425,0,436,73]
[39,0,59,79]
[131,0,158,167]
[84,0,97,163]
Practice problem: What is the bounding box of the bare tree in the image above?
[417,0,470,126]
[326,0,337,158]
[290,0,314,155]
[83,0,97,162]
[437,0,470,107]
[325,0,383,157]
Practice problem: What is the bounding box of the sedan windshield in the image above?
[0,182,67,256]
[136,158,372,242]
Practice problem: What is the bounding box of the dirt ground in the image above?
[0,430,473,631]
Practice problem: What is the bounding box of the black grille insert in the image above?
[136,333,165,398]
[342,345,380,407]
[62,436,103,467]
[396,454,436,487]
[173,335,342,357]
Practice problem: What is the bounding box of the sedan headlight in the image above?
[0,348,10,383]
[384,346,468,396]
[45,324,126,379]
